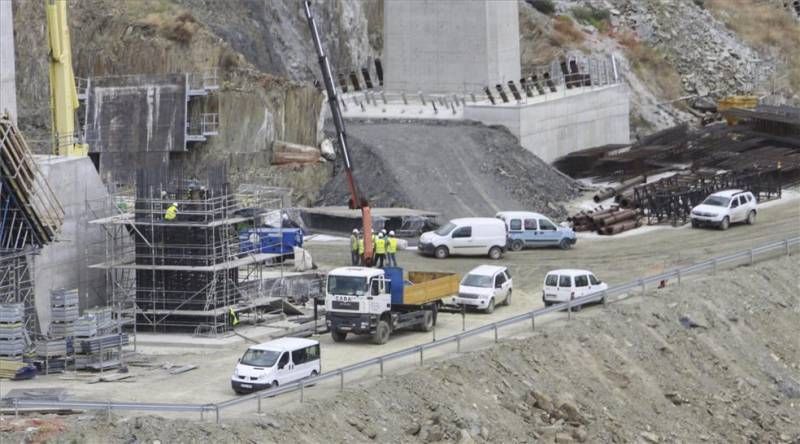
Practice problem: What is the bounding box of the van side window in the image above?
[539,219,557,231]
[545,274,558,286]
[558,275,572,287]
[292,348,307,365]
[277,352,289,369]
[589,274,600,285]
[509,219,522,231]
[306,344,320,361]
[574,275,588,287]
[452,227,472,238]
[524,219,537,230]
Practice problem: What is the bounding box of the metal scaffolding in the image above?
[90,170,292,335]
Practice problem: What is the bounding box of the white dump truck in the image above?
[325,267,459,344]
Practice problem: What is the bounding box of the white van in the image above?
[542,269,608,308]
[231,337,320,394]
[454,265,513,313]
[418,217,507,259]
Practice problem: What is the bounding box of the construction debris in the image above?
[271,140,323,165]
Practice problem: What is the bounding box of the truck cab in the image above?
[325,267,457,344]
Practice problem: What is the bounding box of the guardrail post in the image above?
[749,249,754,265]
[379,358,384,378]
[257,393,262,414]
[14,399,18,417]
[339,369,344,392]
[601,290,608,307]
[677,270,682,286]
[419,346,424,366]
[300,382,305,403]
[640,278,646,295]
[493,325,498,343]
[215,406,220,424]
[567,300,572,320]
[786,239,791,256]
[713,259,717,274]
[107,400,112,423]
[531,313,535,330]
[461,305,466,331]
[456,335,461,353]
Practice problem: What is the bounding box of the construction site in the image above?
[0,0,799,442]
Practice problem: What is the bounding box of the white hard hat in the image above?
[352,228,359,233]
[172,202,178,207]
[389,230,395,236]
[378,233,384,238]
[381,229,387,233]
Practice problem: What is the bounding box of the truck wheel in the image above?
[719,216,730,231]
[488,246,502,260]
[746,210,756,225]
[372,320,390,344]
[510,240,524,252]
[484,298,495,314]
[559,239,572,250]
[419,310,434,332]
[331,330,347,343]
[434,246,449,259]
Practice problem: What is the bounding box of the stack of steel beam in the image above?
[0,304,24,361]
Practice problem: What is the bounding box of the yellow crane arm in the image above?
[46,0,87,156]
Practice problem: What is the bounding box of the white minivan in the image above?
[418,217,507,259]
[454,265,512,313]
[231,337,320,394]
[542,269,608,308]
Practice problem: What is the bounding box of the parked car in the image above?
[690,190,757,230]
[231,337,320,394]
[453,265,512,314]
[418,217,507,259]
[496,211,577,251]
[542,269,608,308]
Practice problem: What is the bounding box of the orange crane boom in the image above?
[304,1,373,264]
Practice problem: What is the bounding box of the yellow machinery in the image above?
[717,95,758,125]
[46,0,87,156]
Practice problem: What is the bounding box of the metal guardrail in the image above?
[10,237,798,421]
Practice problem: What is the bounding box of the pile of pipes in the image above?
[569,207,642,235]
[592,175,646,207]
[271,140,323,165]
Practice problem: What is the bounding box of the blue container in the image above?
[239,228,303,255]
[383,267,405,305]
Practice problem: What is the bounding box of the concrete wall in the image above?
[0,1,17,123]
[384,0,520,93]
[463,84,631,163]
[33,156,113,335]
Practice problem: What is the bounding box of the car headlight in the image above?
[234,368,240,378]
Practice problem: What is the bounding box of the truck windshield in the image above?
[435,223,456,236]
[702,196,730,207]
[462,274,492,288]
[240,349,281,367]
[327,276,368,296]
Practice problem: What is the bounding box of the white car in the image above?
[690,190,757,230]
[454,265,512,314]
[542,269,607,308]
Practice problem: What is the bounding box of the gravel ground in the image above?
[7,254,798,443]
[317,119,581,221]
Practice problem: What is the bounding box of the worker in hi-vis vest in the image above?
[374,233,387,268]
[229,306,239,327]
[350,228,360,266]
[358,235,365,265]
[386,230,398,267]
[164,202,178,221]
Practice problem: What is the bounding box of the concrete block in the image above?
[463,84,631,163]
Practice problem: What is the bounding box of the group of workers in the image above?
[350,228,399,267]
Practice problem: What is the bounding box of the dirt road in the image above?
[2,199,797,409]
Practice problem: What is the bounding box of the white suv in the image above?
[454,265,512,314]
[690,190,757,230]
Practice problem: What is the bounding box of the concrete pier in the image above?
[463,84,631,163]
[383,0,520,93]
[0,1,17,122]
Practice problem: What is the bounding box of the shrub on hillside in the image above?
[571,5,611,32]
